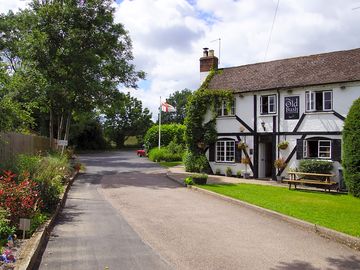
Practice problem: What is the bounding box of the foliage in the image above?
[148,147,183,162]
[215,168,221,175]
[144,124,185,150]
[298,159,333,174]
[0,170,41,225]
[201,183,360,237]
[241,157,250,164]
[236,171,242,178]
[343,97,360,197]
[0,0,145,140]
[103,92,152,148]
[192,173,208,185]
[183,151,211,173]
[160,89,193,124]
[277,141,289,150]
[226,167,233,177]
[159,161,183,168]
[184,177,194,186]
[184,87,233,155]
[30,212,48,234]
[0,209,15,242]
[70,112,110,150]
[274,158,287,169]
[12,154,42,181]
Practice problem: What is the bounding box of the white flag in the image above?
[161,102,176,113]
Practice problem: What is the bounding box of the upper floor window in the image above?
[216,140,235,162]
[303,139,331,159]
[305,90,332,112]
[217,100,235,116]
[260,95,276,115]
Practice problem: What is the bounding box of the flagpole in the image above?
[158,96,161,149]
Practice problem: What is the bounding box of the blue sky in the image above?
[2,0,360,120]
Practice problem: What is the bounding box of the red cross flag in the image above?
[161,102,176,113]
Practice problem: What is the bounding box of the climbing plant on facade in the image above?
[184,70,233,172]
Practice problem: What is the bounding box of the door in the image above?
[258,136,273,179]
[258,143,266,178]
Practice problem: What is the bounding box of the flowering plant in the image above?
[0,170,41,225]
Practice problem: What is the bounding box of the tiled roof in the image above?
[207,48,360,93]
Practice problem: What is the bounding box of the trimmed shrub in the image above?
[184,177,194,185]
[144,124,185,150]
[299,159,333,174]
[192,174,208,185]
[148,147,183,162]
[215,168,221,175]
[343,97,360,197]
[236,170,242,178]
[183,152,211,173]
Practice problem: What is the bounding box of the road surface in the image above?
[37,151,360,270]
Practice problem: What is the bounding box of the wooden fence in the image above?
[0,132,51,164]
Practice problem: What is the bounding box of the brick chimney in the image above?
[200,48,218,84]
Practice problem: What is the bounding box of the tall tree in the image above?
[0,0,144,142]
[161,89,192,124]
[103,92,152,148]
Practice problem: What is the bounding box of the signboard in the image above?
[284,96,300,119]
[57,140,68,146]
[19,218,31,230]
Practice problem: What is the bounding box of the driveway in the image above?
[38,151,360,269]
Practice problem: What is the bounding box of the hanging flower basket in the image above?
[238,141,248,150]
[277,141,289,150]
[274,158,287,169]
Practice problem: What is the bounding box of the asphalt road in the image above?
[37,151,360,270]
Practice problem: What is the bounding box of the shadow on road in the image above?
[101,171,182,190]
[271,255,360,270]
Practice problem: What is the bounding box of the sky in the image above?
[1,0,360,120]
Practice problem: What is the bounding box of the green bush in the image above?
[343,97,360,197]
[14,154,42,180]
[0,210,15,244]
[226,167,233,177]
[30,212,49,234]
[192,173,208,185]
[184,177,194,185]
[144,124,185,150]
[183,152,211,173]
[236,170,242,178]
[148,147,183,162]
[299,159,333,174]
[215,168,221,175]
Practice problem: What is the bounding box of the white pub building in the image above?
[200,48,360,182]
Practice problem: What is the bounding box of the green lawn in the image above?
[200,183,360,237]
[159,161,183,168]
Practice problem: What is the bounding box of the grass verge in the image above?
[200,183,360,237]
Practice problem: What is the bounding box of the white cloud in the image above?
[3,0,360,121]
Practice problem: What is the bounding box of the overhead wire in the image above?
[264,0,280,61]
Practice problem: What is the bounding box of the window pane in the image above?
[231,100,235,115]
[261,96,268,114]
[315,92,323,111]
[323,91,332,110]
[269,96,275,113]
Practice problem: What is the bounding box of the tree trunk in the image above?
[64,111,71,141]
[49,109,54,149]
[57,114,64,150]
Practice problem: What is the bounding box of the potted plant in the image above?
[237,141,248,150]
[192,173,208,185]
[274,158,287,170]
[277,141,289,150]
[241,157,251,178]
[236,170,242,178]
[197,141,206,150]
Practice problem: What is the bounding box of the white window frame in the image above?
[318,140,331,159]
[217,100,235,116]
[216,140,235,163]
[303,139,331,159]
[305,90,332,112]
[260,95,277,115]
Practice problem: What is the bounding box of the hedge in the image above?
[343,98,360,197]
[144,124,185,150]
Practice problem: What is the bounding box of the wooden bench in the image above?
[283,172,338,192]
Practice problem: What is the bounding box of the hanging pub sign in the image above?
[284,96,300,119]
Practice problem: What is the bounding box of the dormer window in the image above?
[305,90,332,112]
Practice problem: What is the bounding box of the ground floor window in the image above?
[304,139,331,159]
[216,140,235,162]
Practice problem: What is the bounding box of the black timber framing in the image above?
[235,115,254,133]
[218,131,342,137]
[253,95,259,178]
[293,113,306,132]
[272,116,277,180]
[333,110,346,121]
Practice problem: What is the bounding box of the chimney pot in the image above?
[209,49,214,57]
[203,47,209,57]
